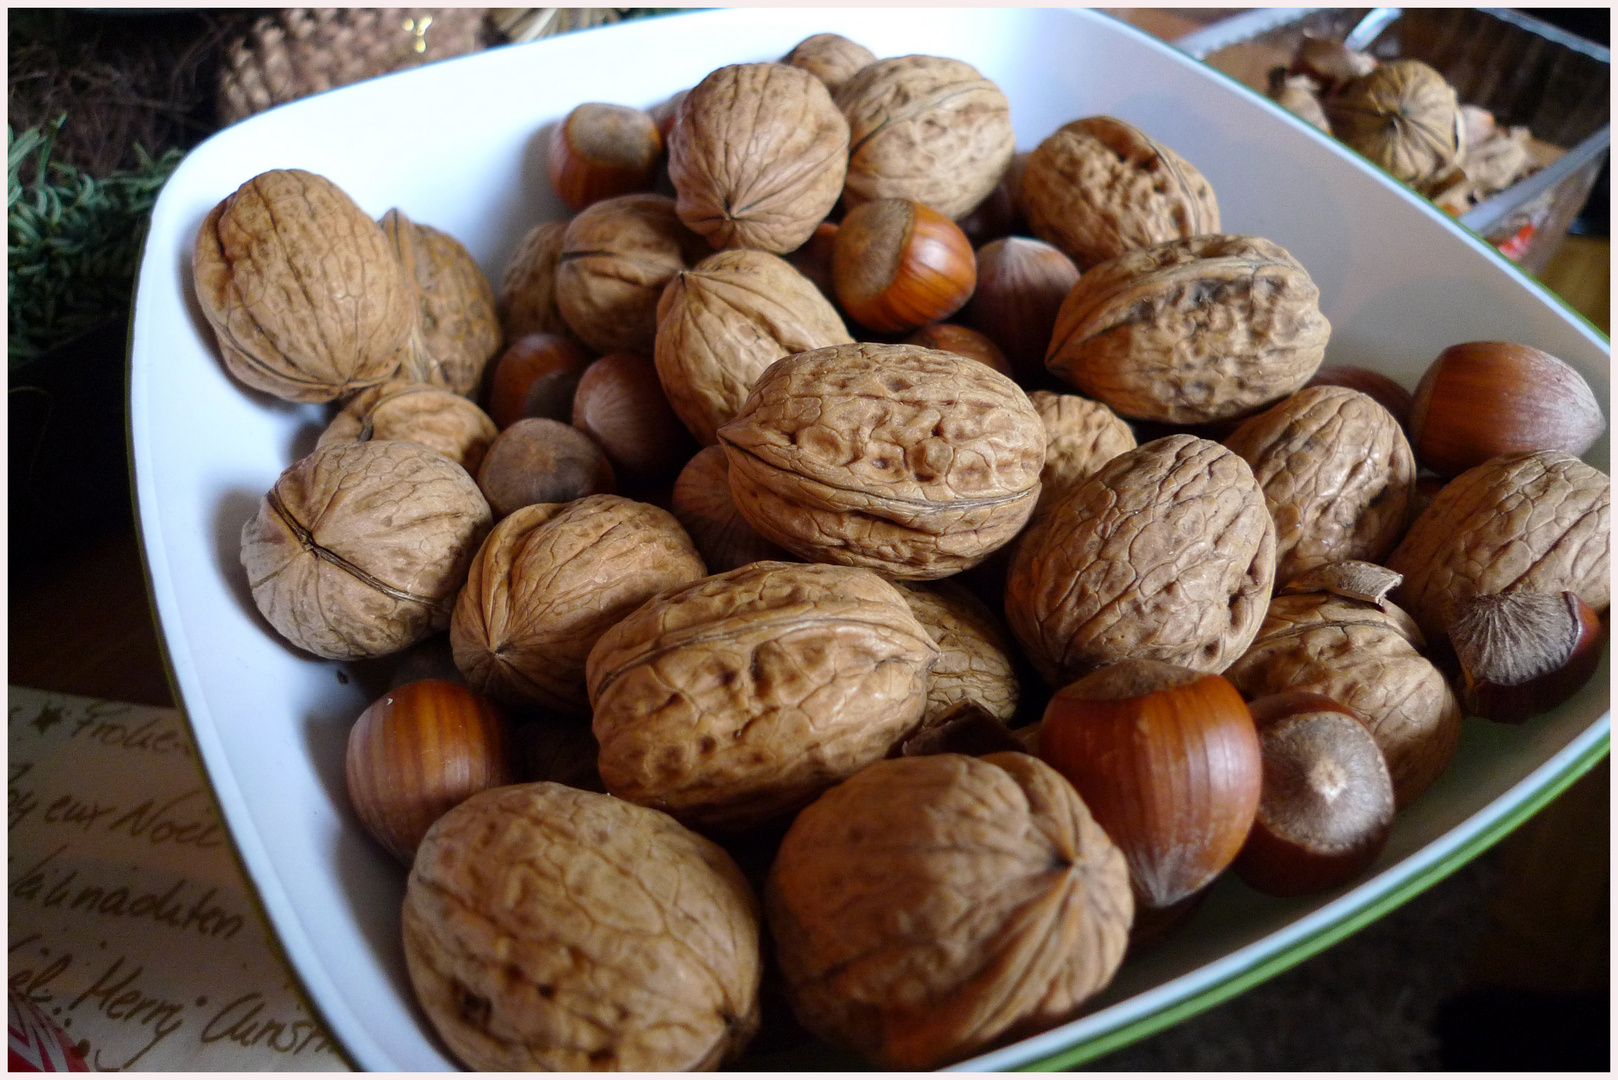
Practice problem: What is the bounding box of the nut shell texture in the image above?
[1326,60,1462,187]
[782,33,876,95]
[836,55,1015,220]
[240,440,492,659]
[382,209,501,397]
[1386,450,1610,646]
[555,193,700,355]
[899,581,1019,728]
[587,561,938,832]
[718,343,1045,579]
[450,495,706,714]
[1023,117,1220,270]
[317,379,498,475]
[193,169,410,402]
[1047,235,1330,424]
[1005,435,1277,686]
[1027,390,1137,518]
[655,249,852,446]
[499,221,574,344]
[668,63,849,254]
[402,783,761,1071]
[765,752,1133,1070]
[1223,385,1415,586]
[670,445,794,573]
[1226,592,1461,809]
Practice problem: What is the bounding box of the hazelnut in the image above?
[1022,116,1220,270]
[836,55,1015,221]
[402,783,761,1071]
[1232,690,1395,897]
[669,445,792,573]
[554,193,704,355]
[498,220,574,345]
[765,752,1132,1069]
[1039,659,1263,910]
[667,62,849,253]
[547,102,662,211]
[901,322,1011,377]
[345,678,513,863]
[483,331,592,430]
[955,151,1030,246]
[317,379,499,476]
[193,168,410,402]
[572,351,698,487]
[832,198,976,332]
[1448,590,1606,723]
[381,208,501,398]
[781,32,876,95]
[474,417,615,519]
[654,248,852,446]
[963,236,1080,383]
[449,495,705,714]
[1408,341,1605,478]
[241,440,491,660]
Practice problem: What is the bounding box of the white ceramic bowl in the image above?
[130,8,1610,1071]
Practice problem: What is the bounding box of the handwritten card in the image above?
[8,687,351,1071]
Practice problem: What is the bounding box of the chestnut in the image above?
[484,331,593,430]
[547,102,663,211]
[832,198,976,332]
[1409,341,1605,477]
[1232,690,1396,897]
[1039,658,1262,910]
[345,678,514,863]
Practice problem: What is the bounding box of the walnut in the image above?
[1224,385,1416,588]
[1386,450,1610,648]
[1027,389,1137,518]
[1046,235,1331,425]
[654,248,852,446]
[781,32,876,95]
[764,752,1132,1069]
[402,783,760,1071]
[718,343,1045,580]
[1325,59,1463,189]
[240,440,491,660]
[667,63,849,254]
[1022,117,1221,270]
[474,418,615,519]
[498,220,575,344]
[670,445,794,573]
[586,561,939,832]
[316,379,498,475]
[449,495,706,715]
[836,55,1015,220]
[1225,575,1462,809]
[898,580,1019,728]
[193,168,410,402]
[1005,434,1276,687]
[381,209,501,397]
[1268,69,1332,133]
[553,193,704,355]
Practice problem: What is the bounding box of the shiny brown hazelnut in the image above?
[832,198,976,332]
[902,322,1012,377]
[475,417,615,519]
[547,102,663,211]
[483,332,593,430]
[572,352,698,487]
[963,236,1080,383]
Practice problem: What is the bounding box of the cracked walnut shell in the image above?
[193,168,411,402]
[450,495,706,715]
[718,343,1046,580]
[1225,580,1461,809]
[1224,385,1416,588]
[1386,450,1610,648]
[765,752,1133,1070]
[667,63,849,254]
[381,208,502,397]
[1046,234,1331,425]
[403,783,761,1071]
[240,440,492,660]
[655,248,852,446]
[836,54,1016,221]
[1005,434,1277,687]
[1022,116,1220,270]
[586,561,938,832]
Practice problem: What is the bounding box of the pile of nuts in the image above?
[194,30,1610,1072]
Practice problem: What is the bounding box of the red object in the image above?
[8,988,88,1072]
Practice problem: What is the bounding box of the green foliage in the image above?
[8,117,183,369]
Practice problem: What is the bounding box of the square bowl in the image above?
[129,8,1610,1072]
